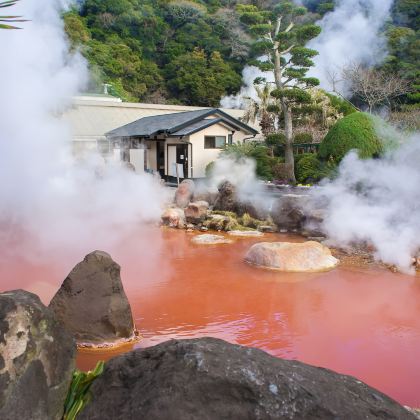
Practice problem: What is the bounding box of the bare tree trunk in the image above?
[282,100,296,184]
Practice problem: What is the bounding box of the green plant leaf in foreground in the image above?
[0,0,27,29]
[63,361,105,420]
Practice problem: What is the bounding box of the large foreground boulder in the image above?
[0,290,75,420]
[245,241,339,272]
[174,179,195,208]
[49,251,138,347]
[79,337,414,420]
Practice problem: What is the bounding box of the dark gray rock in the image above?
[0,290,76,420]
[271,195,308,232]
[49,250,137,346]
[213,181,259,218]
[79,337,414,420]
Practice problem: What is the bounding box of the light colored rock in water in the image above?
[0,290,76,420]
[174,179,195,208]
[228,230,264,237]
[184,201,209,224]
[49,251,138,347]
[245,241,339,272]
[192,234,233,245]
[161,207,186,229]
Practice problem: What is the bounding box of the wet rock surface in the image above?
[0,290,75,420]
[213,181,259,218]
[161,207,186,229]
[78,337,415,420]
[191,234,233,245]
[184,201,209,224]
[245,241,339,272]
[228,230,264,237]
[270,194,308,232]
[49,251,137,346]
[174,179,195,208]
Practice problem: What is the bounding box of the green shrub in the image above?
[318,112,383,164]
[294,132,313,143]
[265,133,286,146]
[325,92,357,116]
[222,142,274,180]
[295,154,327,184]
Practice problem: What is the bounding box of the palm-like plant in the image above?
[0,0,27,29]
[243,83,276,136]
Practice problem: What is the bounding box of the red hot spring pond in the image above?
[1,226,420,407]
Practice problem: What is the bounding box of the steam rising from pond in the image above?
[0,0,168,264]
[221,0,394,106]
[316,133,420,273]
[207,134,420,274]
[307,0,394,91]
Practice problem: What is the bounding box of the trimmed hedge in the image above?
[295,153,327,184]
[318,112,383,164]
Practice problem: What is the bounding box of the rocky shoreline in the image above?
[163,180,420,274]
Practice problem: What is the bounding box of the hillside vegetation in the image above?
[64,0,418,109]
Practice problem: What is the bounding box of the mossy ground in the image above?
[206,211,274,232]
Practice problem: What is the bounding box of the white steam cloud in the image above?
[316,134,420,273]
[308,0,394,90]
[0,0,168,263]
[220,66,273,109]
[222,0,394,107]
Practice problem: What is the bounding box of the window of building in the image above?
[204,136,226,149]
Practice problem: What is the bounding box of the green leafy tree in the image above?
[237,1,321,183]
[165,48,241,106]
[0,0,27,29]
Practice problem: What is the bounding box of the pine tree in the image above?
[237,1,321,183]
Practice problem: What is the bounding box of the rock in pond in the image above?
[245,241,339,272]
[184,200,209,224]
[191,234,233,245]
[49,250,138,347]
[213,180,259,218]
[174,179,195,208]
[161,207,186,229]
[78,337,415,420]
[0,290,76,420]
[228,230,264,237]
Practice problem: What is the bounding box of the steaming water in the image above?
[0,0,168,264]
[2,228,419,407]
[317,134,420,273]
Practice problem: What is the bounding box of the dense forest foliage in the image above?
[64,0,419,110]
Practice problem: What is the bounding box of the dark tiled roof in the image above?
[106,109,213,138]
[171,118,223,136]
[106,108,258,138]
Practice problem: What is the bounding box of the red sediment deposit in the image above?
[1,227,419,407]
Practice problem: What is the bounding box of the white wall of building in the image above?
[188,123,232,178]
